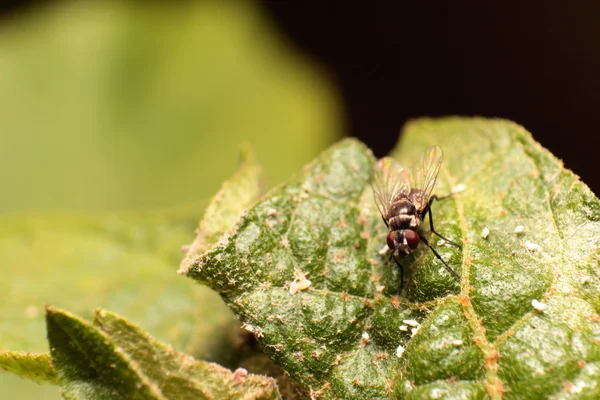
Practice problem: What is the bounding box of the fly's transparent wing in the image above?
[371,157,410,219]
[409,145,444,210]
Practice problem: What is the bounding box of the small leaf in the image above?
[187,118,600,399]
[46,306,281,400]
[0,351,56,384]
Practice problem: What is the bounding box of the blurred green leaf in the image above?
[0,351,56,384]
[0,0,341,212]
[0,0,341,397]
[0,373,58,400]
[187,118,600,399]
[46,306,281,399]
[0,147,266,377]
[0,150,269,396]
[0,209,216,354]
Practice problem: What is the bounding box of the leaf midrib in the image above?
[444,168,504,400]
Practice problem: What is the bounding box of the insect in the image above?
[371,145,461,287]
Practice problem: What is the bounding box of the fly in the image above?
[371,145,461,287]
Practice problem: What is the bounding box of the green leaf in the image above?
[46,306,281,400]
[0,351,56,384]
[187,118,600,399]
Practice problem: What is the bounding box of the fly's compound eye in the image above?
[405,230,420,250]
[386,232,396,250]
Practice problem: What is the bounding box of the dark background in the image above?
[3,1,600,194]
[262,1,600,194]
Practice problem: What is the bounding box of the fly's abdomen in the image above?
[387,198,418,230]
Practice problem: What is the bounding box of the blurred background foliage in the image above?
[0,1,342,398]
[0,0,341,212]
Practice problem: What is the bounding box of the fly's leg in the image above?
[421,236,461,279]
[432,192,455,202]
[427,195,462,248]
[424,195,461,280]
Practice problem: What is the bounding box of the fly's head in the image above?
[387,229,420,257]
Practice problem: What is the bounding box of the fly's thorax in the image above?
[408,187,425,198]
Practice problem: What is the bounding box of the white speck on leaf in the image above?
[531,299,546,312]
[360,331,370,346]
[452,183,466,194]
[241,324,264,338]
[289,268,311,295]
[514,225,525,234]
[481,227,490,239]
[399,325,408,331]
[396,344,405,358]
[452,339,463,346]
[403,319,419,327]
[524,241,542,252]
[437,239,446,246]
[267,208,277,216]
[569,379,585,393]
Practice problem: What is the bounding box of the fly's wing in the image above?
[409,145,444,210]
[371,157,410,219]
